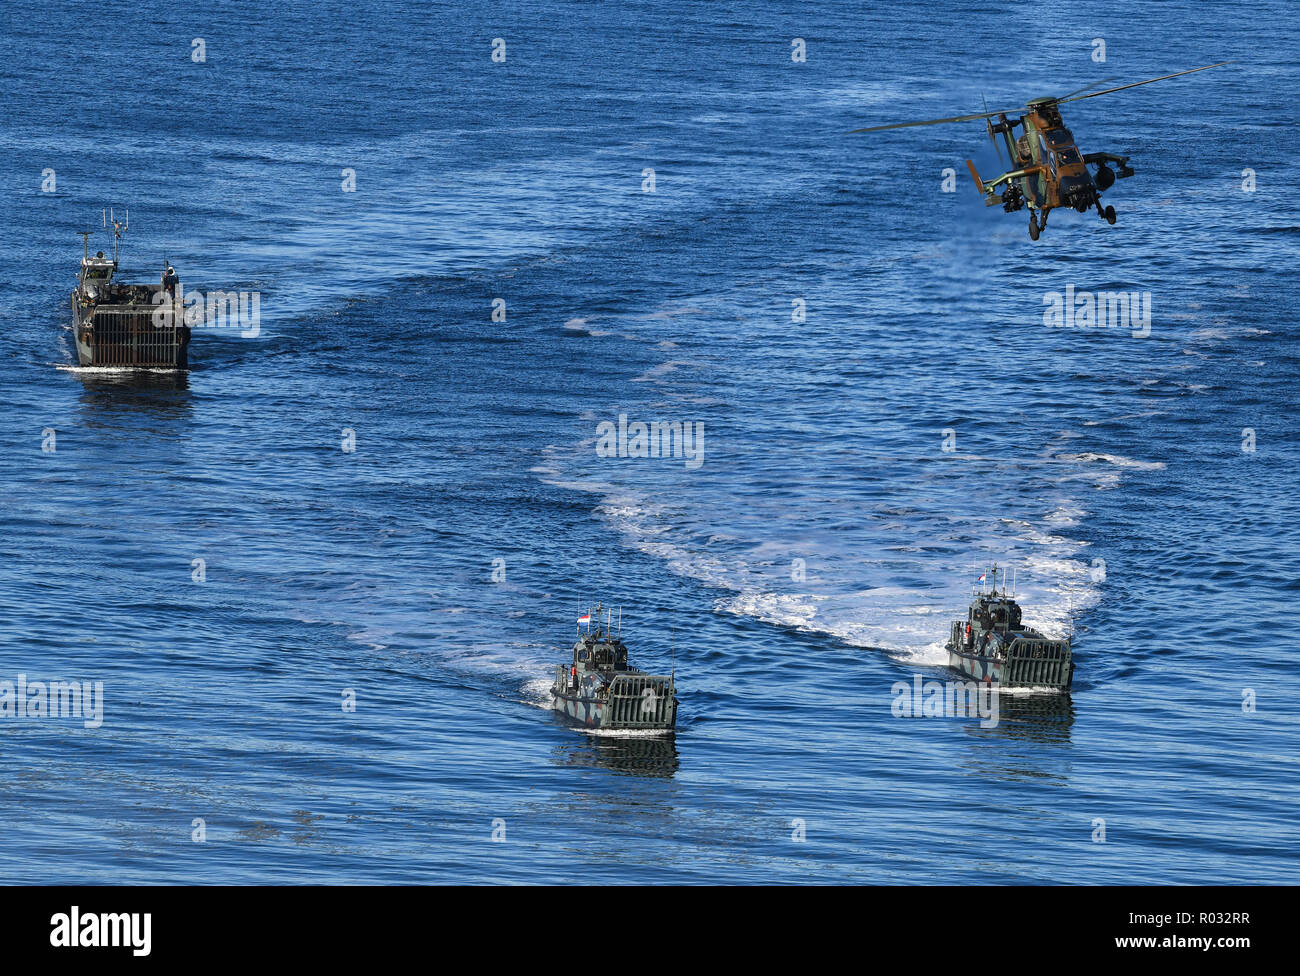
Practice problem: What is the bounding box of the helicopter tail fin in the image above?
[965,159,985,195]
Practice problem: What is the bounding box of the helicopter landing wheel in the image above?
[1104,205,1117,225]
[1028,214,1040,241]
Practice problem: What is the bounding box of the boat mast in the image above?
[105,206,128,268]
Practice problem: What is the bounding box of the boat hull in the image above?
[946,642,1074,691]
[552,690,608,728]
[72,292,190,369]
[551,667,677,732]
[948,645,1004,684]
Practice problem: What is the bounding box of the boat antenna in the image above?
[109,207,123,267]
[78,231,91,261]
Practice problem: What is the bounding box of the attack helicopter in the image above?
[851,62,1233,240]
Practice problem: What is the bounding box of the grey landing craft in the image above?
[945,565,1074,690]
[551,605,678,733]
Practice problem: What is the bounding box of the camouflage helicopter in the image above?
[851,62,1232,240]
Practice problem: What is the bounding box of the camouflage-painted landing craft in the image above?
[851,62,1232,239]
[946,565,1074,690]
[551,604,678,733]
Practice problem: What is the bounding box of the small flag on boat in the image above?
[577,613,591,625]
[977,573,987,583]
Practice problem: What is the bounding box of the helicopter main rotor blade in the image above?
[849,106,1023,134]
[1057,61,1234,104]
[1057,77,1116,100]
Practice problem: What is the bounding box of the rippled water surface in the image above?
[0,0,1297,883]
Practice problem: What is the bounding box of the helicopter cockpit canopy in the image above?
[1055,146,1084,167]
[1043,128,1074,149]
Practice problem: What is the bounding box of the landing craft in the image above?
[70,209,190,368]
[945,565,1074,690]
[551,604,678,733]
[851,62,1233,239]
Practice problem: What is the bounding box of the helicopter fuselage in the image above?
[968,101,1134,238]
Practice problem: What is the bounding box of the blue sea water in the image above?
[0,0,1297,884]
